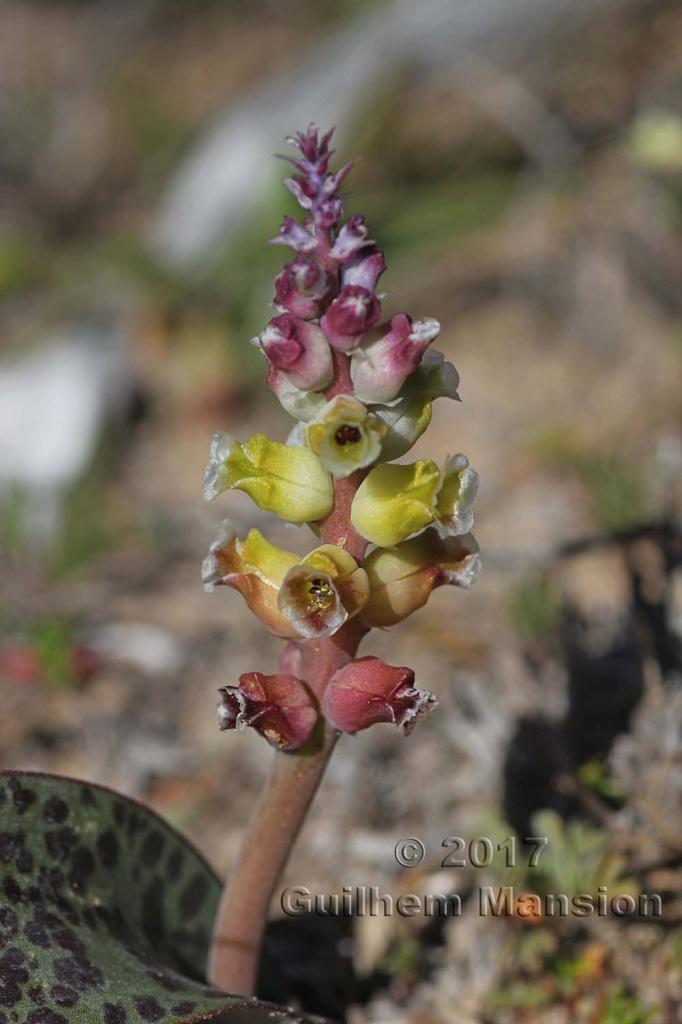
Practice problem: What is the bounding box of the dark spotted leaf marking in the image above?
[0,771,324,1024]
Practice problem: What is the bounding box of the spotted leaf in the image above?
[0,771,324,1024]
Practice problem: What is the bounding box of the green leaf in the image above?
[0,770,322,1023]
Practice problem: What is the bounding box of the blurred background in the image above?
[1,0,681,1020]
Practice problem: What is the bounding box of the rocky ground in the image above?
[1,1,681,1021]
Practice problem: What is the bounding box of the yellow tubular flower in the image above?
[278,544,369,638]
[203,525,369,641]
[203,431,334,524]
[350,460,441,547]
[305,395,387,478]
[202,519,299,638]
[361,528,480,627]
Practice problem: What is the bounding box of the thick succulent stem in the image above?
[208,621,366,995]
[207,721,338,995]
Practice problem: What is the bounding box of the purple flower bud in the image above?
[322,657,438,736]
[329,215,373,262]
[351,314,441,404]
[283,177,315,211]
[320,285,382,352]
[218,672,318,751]
[274,257,330,319]
[286,123,334,175]
[255,314,333,392]
[270,215,317,253]
[323,160,356,195]
[341,247,386,292]
[315,196,344,230]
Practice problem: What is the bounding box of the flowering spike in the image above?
[276,122,354,236]
[322,657,437,735]
[218,672,318,751]
[205,124,483,996]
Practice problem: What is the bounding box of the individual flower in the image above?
[341,247,386,292]
[253,314,333,391]
[329,214,373,262]
[320,285,382,351]
[266,366,327,422]
[273,256,330,320]
[322,656,437,735]
[202,519,299,637]
[269,215,317,253]
[203,523,369,641]
[218,672,318,751]
[350,459,442,547]
[278,545,369,638]
[372,350,460,461]
[304,395,387,478]
[350,454,479,547]
[360,528,480,627]
[350,313,441,404]
[203,431,333,524]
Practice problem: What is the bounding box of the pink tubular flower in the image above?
[270,215,317,253]
[322,656,438,736]
[273,256,330,319]
[329,214,373,262]
[341,247,386,292]
[320,285,382,352]
[351,313,441,404]
[254,313,333,392]
[218,672,318,751]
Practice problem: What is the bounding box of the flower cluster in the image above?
[203,125,480,751]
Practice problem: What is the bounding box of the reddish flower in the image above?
[218,672,318,752]
[273,256,330,319]
[329,214,373,262]
[341,247,386,292]
[269,215,317,253]
[254,313,333,391]
[323,656,437,736]
[351,313,440,403]
[320,285,382,352]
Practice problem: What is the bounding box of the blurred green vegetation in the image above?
[29,615,82,690]
[603,990,656,1024]
[510,571,563,643]
[534,426,649,532]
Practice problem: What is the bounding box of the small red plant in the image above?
[203,125,480,994]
